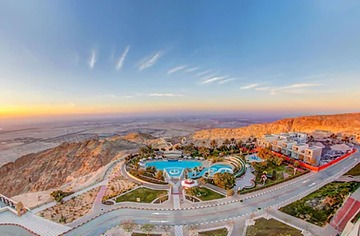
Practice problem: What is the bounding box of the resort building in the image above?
[304,146,323,166]
[257,132,323,166]
[291,143,309,159]
[288,132,308,143]
[280,140,297,156]
[256,134,278,148]
[163,150,183,159]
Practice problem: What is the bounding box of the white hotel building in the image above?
[257,132,323,166]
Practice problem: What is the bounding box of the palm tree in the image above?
[223,138,231,149]
[236,140,243,149]
[210,139,217,150]
[198,146,210,158]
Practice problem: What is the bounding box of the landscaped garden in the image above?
[115,187,168,203]
[102,176,139,202]
[345,163,360,176]
[239,148,309,194]
[280,181,360,226]
[199,227,228,236]
[39,187,100,224]
[185,186,225,201]
[246,218,302,236]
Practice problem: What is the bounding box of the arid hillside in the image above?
[192,113,360,142]
[0,137,138,197]
[121,132,157,144]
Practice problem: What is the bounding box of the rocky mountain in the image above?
[0,137,138,197]
[121,132,157,144]
[121,132,173,150]
[192,113,360,142]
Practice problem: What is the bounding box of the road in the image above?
[65,149,359,236]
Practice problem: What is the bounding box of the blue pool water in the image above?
[145,160,202,178]
[187,163,233,179]
[246,154,264,163]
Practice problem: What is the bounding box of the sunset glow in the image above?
[0,1,359,119]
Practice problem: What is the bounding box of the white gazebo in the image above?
[181,179,198,189]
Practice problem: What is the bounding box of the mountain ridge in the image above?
[191,113,360,141]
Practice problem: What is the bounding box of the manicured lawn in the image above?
[115,187,168,203]
[199,228,228,236]
[186,187,225,201]
[280,181,360,227]
[246,218,302,236]
[345,163,360,176]
[239,164,307,194]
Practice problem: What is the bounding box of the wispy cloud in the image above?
[116,46,130,70]
[200,76,228,85]
[168,65,187,74]
[218,78,236,85]
[240,83,259,89]
[185,67,199,73]
[197,70,212,76]
[282,83,322,89]
[241,82,321,95]
[88,49,96,69]
[148,93,183,97]
[270,83,322,95]
[138,51,163,71]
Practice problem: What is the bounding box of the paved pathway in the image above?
[174,225,183,236]
[235,167,255,191]
[31,181,105,214]
[337,175,360,182]
[0,210,70,236]
[92,185,107,212]
[64,149,360,235]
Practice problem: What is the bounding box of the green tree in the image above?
[223,138,231,147]
[237,140,243,149]
[210,139,218,150]
[274,156,284,166]
[227,189,235,196]
[213,172,235,190]
[198,146,210,158]
[155,170,164,181]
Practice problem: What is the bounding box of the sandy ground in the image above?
[12,190,54,209]
[103,176,139,201]
[38,187,100,224]
[0,118,256,167]
[102,160,139,201]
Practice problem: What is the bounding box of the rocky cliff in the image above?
[0,137,138,197]
[192,113,360,141]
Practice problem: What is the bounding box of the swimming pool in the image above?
[145,160,202,178]
[187,163,233,179]
[245,154,264,163]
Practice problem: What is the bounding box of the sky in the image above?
[0,0,360,120]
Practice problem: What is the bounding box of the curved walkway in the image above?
[2,149,358,236]
[65,149,359,236]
